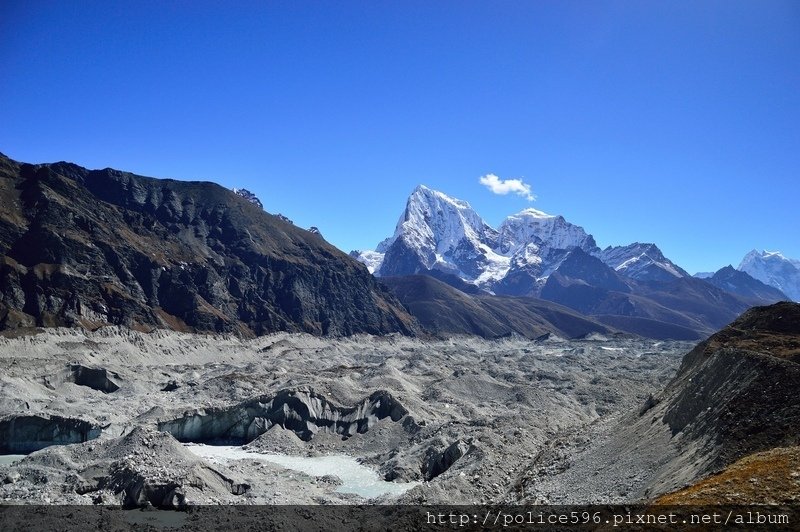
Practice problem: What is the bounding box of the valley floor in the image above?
[0,328,691,505]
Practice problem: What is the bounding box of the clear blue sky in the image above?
[1,1,798,273]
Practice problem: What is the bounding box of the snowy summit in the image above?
[354,185,686,295]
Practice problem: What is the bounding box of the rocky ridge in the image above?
[705,264,788,304]
[0,153,418,336]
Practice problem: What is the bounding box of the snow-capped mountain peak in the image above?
[595,243,688,281]
[350,249,384,274]
[398,185,496,254]
[355,185,604,291]
[741,249,798,266]
[738,249,800,301]
[381,185,495,252]
[366,185,502,279]
[353,185,743,297]
[498,208,596,255]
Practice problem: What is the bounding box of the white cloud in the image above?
[479,174,535,201]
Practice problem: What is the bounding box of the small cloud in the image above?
[479,174,535,201]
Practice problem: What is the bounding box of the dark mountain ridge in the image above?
[622,302,799,496]
[705,265,788,304]
[380,274,618,339]
[660,302,800,477]
[0,154,418,336]
[538,248,766,338]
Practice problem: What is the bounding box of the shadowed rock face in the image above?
[636,302,800,494]
[45,364,119,393]
[705,265,789,305]
[158,389,412,444]
[423,440,469,480]
[660,302,800,471]
[0,414,101,453]
[0,154,418,336]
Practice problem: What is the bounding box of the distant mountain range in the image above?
[696,251,800,302]
[2,153,795,342]
[353,186,795,338]
[379,273,619,340]
[354,185,708,290]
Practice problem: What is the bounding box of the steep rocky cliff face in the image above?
[0,154,418,336]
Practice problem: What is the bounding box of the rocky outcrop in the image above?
[0,414,101,453]
[158,389,411,443]
[231,188,263,209]
[94,429,250,508]
[423,440,469,480]
[0,153,418,336]
[3,426,249,508]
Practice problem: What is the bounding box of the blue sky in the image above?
[1,1,798,273]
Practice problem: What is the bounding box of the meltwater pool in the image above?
[184,444,418,499]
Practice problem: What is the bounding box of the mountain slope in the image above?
[0,154,418,336]
[518,302,800,503]
[655,445,800,505]
[379,274,615,339]
[651,302,800,486]
[739,249,800,301]
[539,249,756,338]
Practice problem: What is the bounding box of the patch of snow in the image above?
[474,248,512,285]
[353,250,385,274]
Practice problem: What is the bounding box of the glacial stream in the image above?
[0,455,25,466]
[184,444,419,499]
